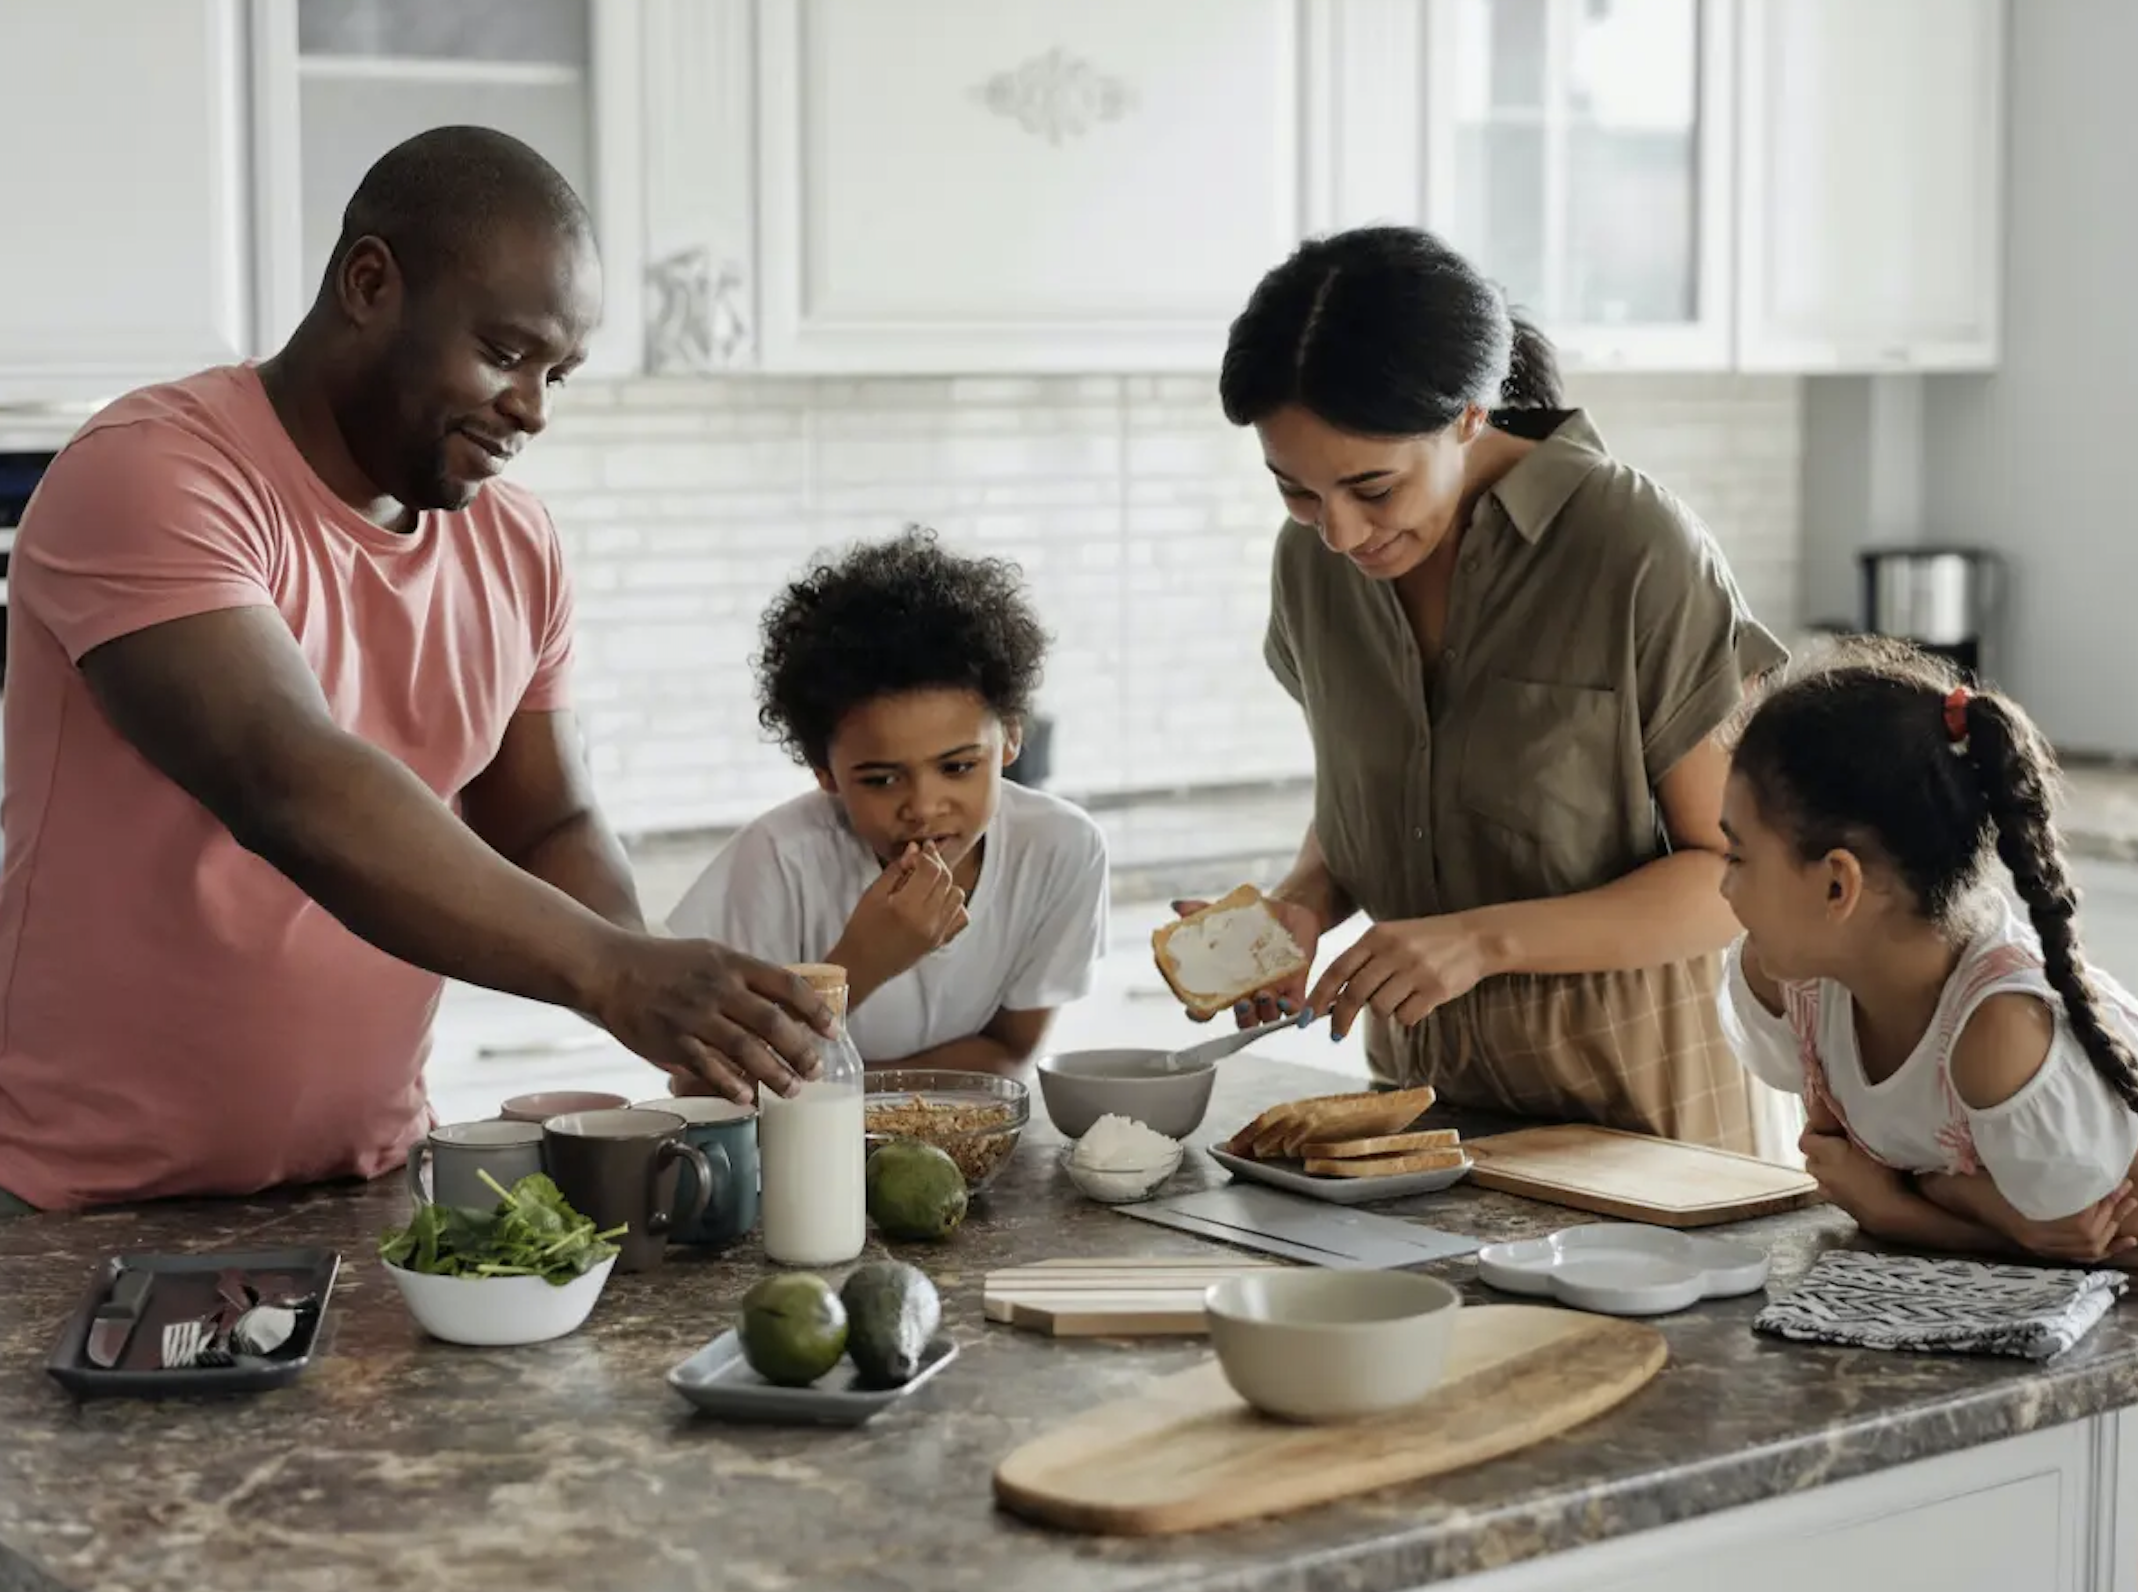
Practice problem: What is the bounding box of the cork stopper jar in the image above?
[785,962,851,1023]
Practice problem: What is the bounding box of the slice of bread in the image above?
[1303,1146,1469,1178]
[1296,1127,1462,1160]
[1265,1086,1437,1159]
[1152,885,1310,1022]
[1222,1086,1439,1161]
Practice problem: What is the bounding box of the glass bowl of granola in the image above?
[864,1070,1029,1194]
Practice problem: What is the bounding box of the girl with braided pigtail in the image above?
[1716,638,2138,1266]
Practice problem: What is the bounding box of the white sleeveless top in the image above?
[1720,894,2138,1221]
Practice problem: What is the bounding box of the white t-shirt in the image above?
[664,782,1109,1063]
[1719,894,2138,1221]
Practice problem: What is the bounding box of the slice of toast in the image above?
[1223,1086,1438,1160]
[1296,1127,1461,1160]
[1303,1146,1469,1178]
[1266,1086,1437,1159]
[1152,885,1310,1023]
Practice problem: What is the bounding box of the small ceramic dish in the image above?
[1205,1144,1473,1206]
[1475,1223,1769,1317]
[667,1331,960,1426]
[1060,1143,1186,1205]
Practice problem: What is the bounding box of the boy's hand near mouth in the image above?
[829,840,970,1006]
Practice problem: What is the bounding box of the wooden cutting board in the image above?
[993,1304,1666,1536]
[983,1257,1287,1337]
[1464,1123,1820,1227]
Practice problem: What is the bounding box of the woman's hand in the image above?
[1799,1126,1911,1229]
[1306,916,1491,1040]
[1167,894,1323,1028]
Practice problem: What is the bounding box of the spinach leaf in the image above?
[379,1170,624,1286]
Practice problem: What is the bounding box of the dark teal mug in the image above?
[629,1097,758,1246]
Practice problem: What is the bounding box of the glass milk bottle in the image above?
[757,962,867,1266]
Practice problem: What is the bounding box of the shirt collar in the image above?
[1485,408,1610,544]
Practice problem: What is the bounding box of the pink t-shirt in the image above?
[0,365,575,1211]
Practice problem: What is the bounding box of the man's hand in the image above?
[1168,894,1324,1028]
[590,935,835,1106]
[1307,916,1489,1040]
[830,843,968,1002]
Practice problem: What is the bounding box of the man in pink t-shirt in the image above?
[0,127,831,1213]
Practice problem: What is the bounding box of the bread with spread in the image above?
[1151,886,1311,1022]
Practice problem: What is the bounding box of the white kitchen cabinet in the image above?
[1444,1414,2119,1591]
[249,0,645,377]
[0,0,254,405]
[1419,0,1736,372]
[714,0,1319,374]
[1735,0,2005,373]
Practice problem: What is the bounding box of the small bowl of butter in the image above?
[1061,1114,1186,1204]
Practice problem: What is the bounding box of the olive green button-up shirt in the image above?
[1266,410,1787,1151]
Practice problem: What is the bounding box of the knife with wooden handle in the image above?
[85,1269,154,1368]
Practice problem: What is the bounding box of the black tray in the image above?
[46,1247,341,1399]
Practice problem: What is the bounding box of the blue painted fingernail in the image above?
[1233,1000,1250,1017]
[1277,999,1294,1015]
[1330,1024,1343,1042]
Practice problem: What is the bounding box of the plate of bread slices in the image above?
[1206,1086,1471,1206]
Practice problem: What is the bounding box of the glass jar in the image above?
[756,963,867,1267]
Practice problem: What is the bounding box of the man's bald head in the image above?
[300,125,602,516]
[324,125,593,298]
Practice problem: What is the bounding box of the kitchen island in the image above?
[2,1054,2136,1592]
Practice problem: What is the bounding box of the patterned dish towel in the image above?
[1754,1250,2128,1362]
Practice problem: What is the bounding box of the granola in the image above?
[865,1095,1019,1185]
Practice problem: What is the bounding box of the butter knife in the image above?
[85,1270,154,1369]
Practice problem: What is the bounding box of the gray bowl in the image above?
[1033,1048,1217,1140]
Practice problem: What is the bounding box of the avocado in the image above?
[865,1139,969,1242]
[738,1272,849,1387]
[840,1260,942,1387]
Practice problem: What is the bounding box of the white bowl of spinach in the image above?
[379,1171,624,1347]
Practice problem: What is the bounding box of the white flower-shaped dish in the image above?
[1475,1223,1770,1317]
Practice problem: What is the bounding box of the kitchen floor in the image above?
[429,781,2138,1125]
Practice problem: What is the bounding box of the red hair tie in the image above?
[1944,686,1972,752]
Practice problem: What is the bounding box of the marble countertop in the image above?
[4,1057,2138,1592]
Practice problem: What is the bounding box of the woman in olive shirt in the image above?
[1194,226,1786,1152]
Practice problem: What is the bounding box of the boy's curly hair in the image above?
[755,526,1049,769]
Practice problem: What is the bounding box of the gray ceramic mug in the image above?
[543,1109,713,1272]
[406,1119,547,1210]
[631,1097,759,1247]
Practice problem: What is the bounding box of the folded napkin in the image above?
[1754,1250,2127,1362]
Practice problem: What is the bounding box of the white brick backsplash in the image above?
[531,371,1802,837]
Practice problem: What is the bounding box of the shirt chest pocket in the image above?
[1458,676,1625,840]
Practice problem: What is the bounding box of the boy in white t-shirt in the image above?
[666,528,1108,1078]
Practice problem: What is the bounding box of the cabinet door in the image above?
[1449,1417,2099,1592]
[751,0,1309,373]
[252,0,644,377]
[1736,0,2004,372]
[1420,0,1734,373]
[0,0,253,404]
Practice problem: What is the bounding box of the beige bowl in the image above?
[1033,1048,1216,1140]
[1204,1270,1462,1423]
